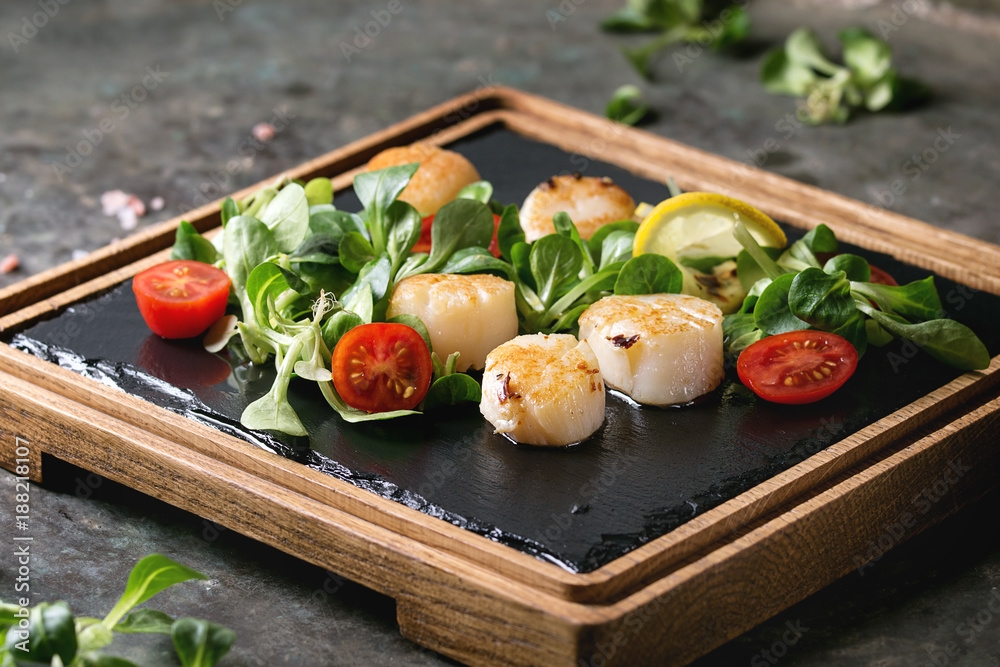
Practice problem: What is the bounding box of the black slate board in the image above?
[7,127,1000,573]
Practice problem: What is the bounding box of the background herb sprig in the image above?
[601,0,750,81]
[601,0,751,80]
[605,85,652,126]
[761,27,930,124]
[1,555,234,667]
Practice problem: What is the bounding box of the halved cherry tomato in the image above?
[737,330,858,404]
[412,215,434,254]
[412,213,502,257]
[133,260,231,339]
[331,323,433,413]
[867,263,898,286]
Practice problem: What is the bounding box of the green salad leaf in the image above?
[724,223,989,371]
[170,159,697,435]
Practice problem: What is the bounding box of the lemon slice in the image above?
[634,193,786,312]
[634,192,786,263]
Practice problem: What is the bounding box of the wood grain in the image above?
[1,87,999,666]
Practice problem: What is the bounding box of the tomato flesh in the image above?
[867,263,898,286]
[413,213,501,257]
[133,260,231,339]
[737,330,858,404]
[331,323,433,413]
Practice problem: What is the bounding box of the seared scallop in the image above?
[520,174,636,242]
[480,334,605,447]
[366,142,481,217]
[578,294,724,406]
[386,273,518,373]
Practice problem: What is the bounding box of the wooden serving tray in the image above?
[2,87,1000,666]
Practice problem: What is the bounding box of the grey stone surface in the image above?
[2,0,1000,665]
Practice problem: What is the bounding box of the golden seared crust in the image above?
[389,273,513,303]
[483,334,568,383]
[481,333,605,446]
[366,143,441,170]
[484,334,602,409]
[578,294,723,338]
[578,293,724,406]
[387,273,518,373]
[366,142,480,217]
[520,174,636,242]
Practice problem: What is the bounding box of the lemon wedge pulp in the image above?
[633,193,786,312]
[634,192,786,262]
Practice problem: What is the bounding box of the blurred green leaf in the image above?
[172,618,236,667]
[760,24,928,124]
[605,85,651,125]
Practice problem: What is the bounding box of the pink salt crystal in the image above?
[117,206,138,230]
[127,195,146,217]
[101,190,130,216]
[0,254,18,274]
[252,122,275,142]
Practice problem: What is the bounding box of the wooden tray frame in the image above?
[2,87,1000,666]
